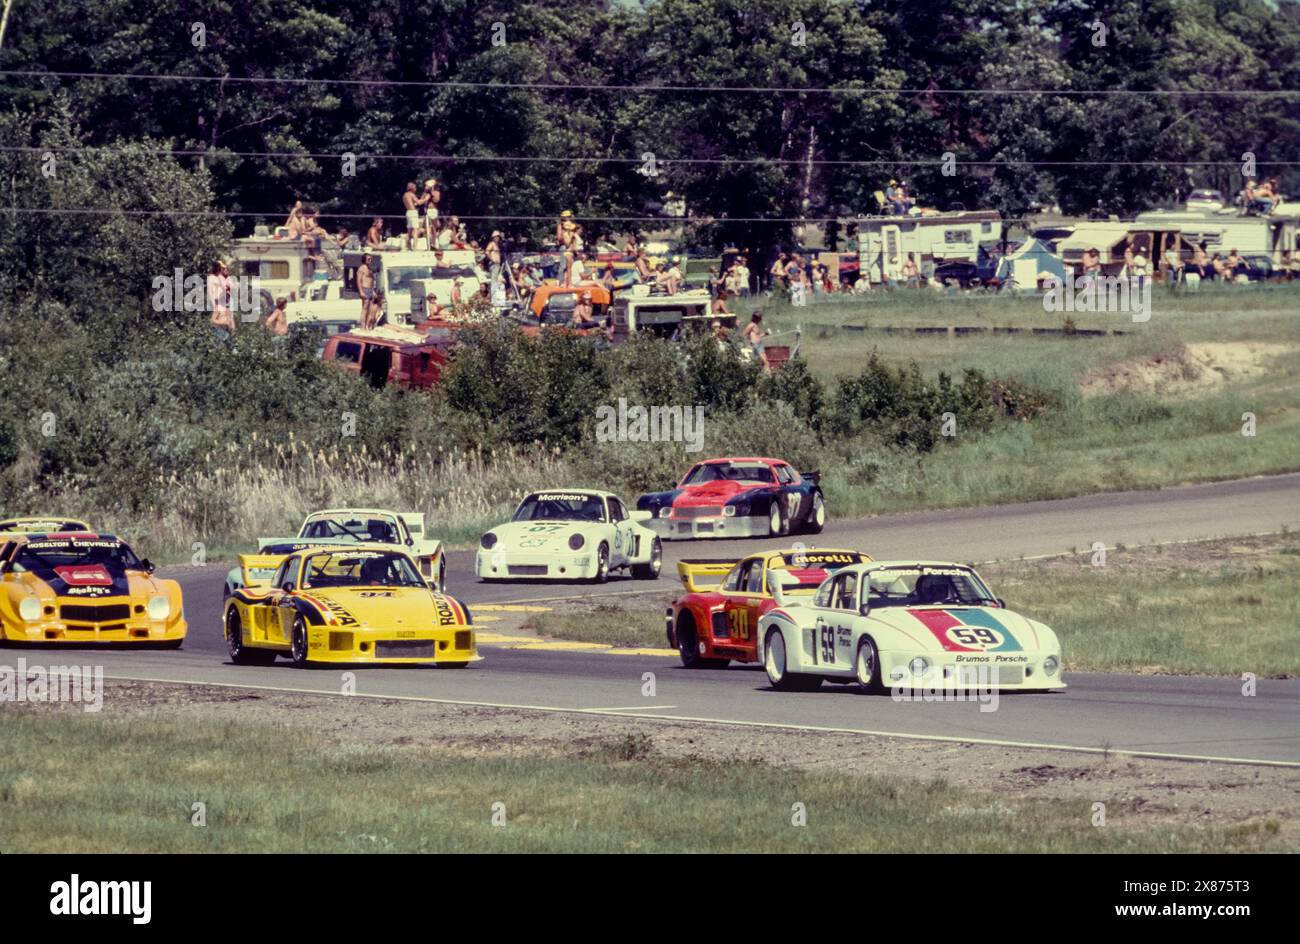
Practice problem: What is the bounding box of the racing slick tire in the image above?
[804,492,826,534]
[289,615,312,668]
[767,501,788,538]
[764,627,821,692]
[631,538,662,580]
[855,636,884,694]
[226,609,276,666]
[675,613,728,669]
[592,542,610,584]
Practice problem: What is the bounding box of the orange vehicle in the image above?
[321,326,453,390]
[527,283,613,326]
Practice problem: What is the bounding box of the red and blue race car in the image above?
[635,457,826,540]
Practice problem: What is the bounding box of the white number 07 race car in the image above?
[476,490,662,582]
[757,561,1065,693]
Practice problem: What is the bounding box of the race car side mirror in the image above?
[140,559,155,573]
[995,598,1005,608]
[407,538,414,546]
[859,603,871,617]
[281,582,295,593]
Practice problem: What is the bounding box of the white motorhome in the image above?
[856,210,1001,283]
[229,235,322,312]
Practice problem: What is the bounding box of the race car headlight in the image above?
[909,656,930,676]
[147,595,171,620]
[568,533,585,550]
[657,507,671,518]
[480,532,498,550]
[723,505,737,517]
[18,597,42,622]
[1043,655,1060,676]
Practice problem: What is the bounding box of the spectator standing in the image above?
[742,311,770,370]
[265,297,289,336]
[402,182,431,250]
[357,251,376,328]
[208,260,235,339]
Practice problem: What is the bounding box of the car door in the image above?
[606,496,635,566]
[774,462,806,525]
[811,571,858,674]
[721,557,764,649]
[272,556,304,644]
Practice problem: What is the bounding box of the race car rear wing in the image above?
[238,553,290,592]
[401,512,427,540]
[676,558,737,593]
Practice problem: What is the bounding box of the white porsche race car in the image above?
[756,561,1065,693]
[475,490,662,582]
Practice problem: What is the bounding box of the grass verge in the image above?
[0,710,1283,852]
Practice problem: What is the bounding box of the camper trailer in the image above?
[856,211,1002,284]
[230,235,322,312]
[1056,210,1300,277]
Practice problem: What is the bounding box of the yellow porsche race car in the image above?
[0,531,186,646]
[223,543,477,667]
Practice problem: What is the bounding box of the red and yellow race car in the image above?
[0,531,186,646]
[666,547,871,667]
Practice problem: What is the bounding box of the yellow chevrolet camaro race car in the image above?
[223,543,477,667]
[0,531,186,646]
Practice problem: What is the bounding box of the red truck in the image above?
[321,326,455,390]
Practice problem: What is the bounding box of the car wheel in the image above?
[676,613,727,669]
[764,627,821,691]
[855,636,884,693]
[289,615,312,667]
[631,538,662,579]
[226,609,274,665]
[767,501,787,537]
[804,492,826,534]
[593,543,610,583]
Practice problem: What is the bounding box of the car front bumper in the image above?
[474,548,600,580]
[0,615,187,645]
[644,514,771,540]
[304,624,478,664]
[882,651,1066,690]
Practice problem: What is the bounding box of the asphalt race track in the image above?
[5,473,1299,766]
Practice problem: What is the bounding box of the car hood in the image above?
[868,605,1057,653]
[486,521,594,548]
[675,481,772,506]
[296,586,442,628]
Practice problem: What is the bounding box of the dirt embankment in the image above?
[1081,341,1293,397]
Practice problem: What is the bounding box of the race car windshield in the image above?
[301,551,424,589]
[512,495,606,522]
[301,517,399,544]
[682,462,775,485]
[865,567,998,608]
[11,540,143,572]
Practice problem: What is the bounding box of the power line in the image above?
[4,146,1293,168]
[3,68,1298,97]
[0,206,1241,227]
